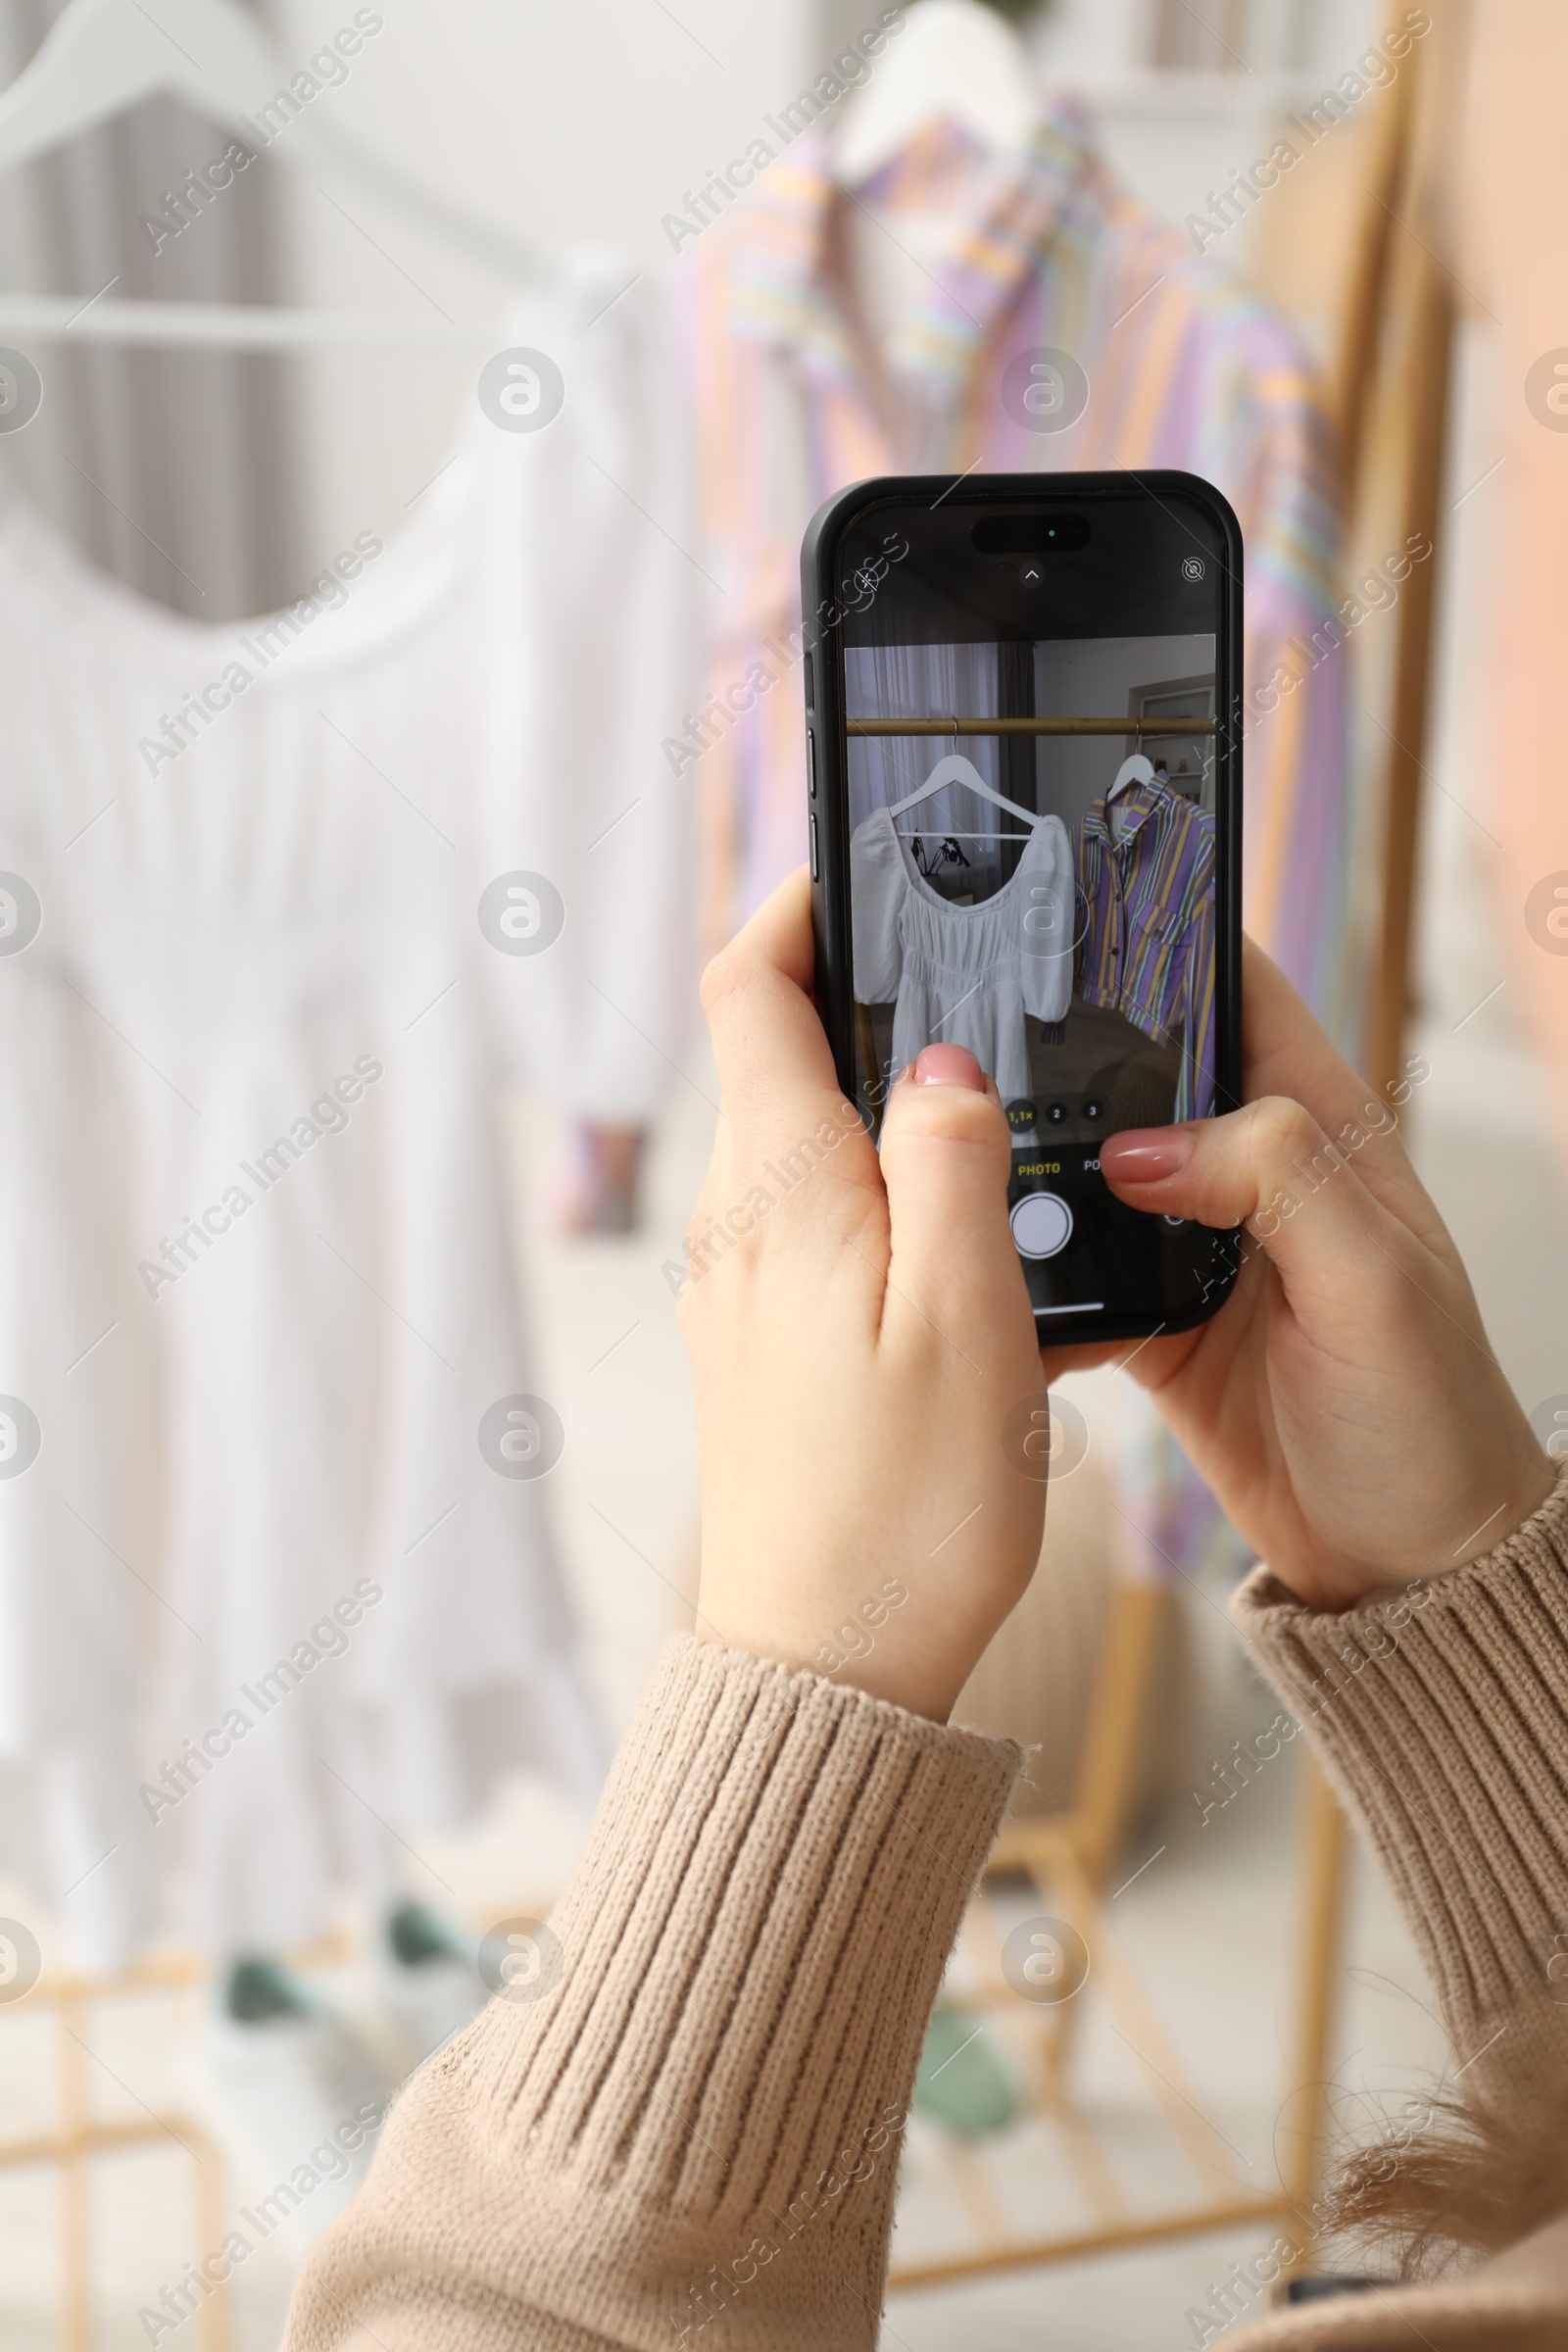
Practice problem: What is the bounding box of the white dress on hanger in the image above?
[850,804,1072,1101]
[0,257,699,1967]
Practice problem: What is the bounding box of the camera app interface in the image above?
[837,494,1226,1328]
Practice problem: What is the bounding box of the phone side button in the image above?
[809,811,820,882]
[807,731,817,797]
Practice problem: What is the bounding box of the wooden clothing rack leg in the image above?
[0,1952,234,2352]
[4,1929,357,2347]
[1282,0,1456,2238]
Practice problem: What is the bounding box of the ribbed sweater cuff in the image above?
[289,1636,1018,2352]
[1233,1468,1568,2095]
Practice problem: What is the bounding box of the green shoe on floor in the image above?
[912,2001,1020,2138]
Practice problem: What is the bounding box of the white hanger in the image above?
[1107,753,1154,802]
[888,750,1037,835]
[833,0,1037,187]
[0,0,535,349]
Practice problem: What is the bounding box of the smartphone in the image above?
[802,470,1242,1345]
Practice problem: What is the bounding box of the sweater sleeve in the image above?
[1234,1466,1568,2116]
[282,1637,1018,2352]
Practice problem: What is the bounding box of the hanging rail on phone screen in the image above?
[845,716,1217,736]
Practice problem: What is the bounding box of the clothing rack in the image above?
[0,298,497,349]
[846,717,1215,735]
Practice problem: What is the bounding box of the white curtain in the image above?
[845,639,1023,891]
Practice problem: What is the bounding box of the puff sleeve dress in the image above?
[0,262,699,1967]
[850,806,1072,1102]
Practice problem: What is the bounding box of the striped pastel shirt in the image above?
[1075,782,1216,1122]
[677,99,1352,1039]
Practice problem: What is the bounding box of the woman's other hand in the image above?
[1095,937,1554,1611]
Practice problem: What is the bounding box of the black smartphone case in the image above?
[801,468,1245,1344]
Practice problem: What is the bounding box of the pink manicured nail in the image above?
[911,1044,987,1092]
[1101,1128,1195,1181]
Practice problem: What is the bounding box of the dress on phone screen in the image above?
[850,805,1072,1100]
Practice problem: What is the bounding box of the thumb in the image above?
[875,1045,1029,1352]
[1100,1098,1415,1318]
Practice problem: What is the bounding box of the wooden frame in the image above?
[0,1952,233,2352]
[0,1927,377,2349]
[892,1582,1301,2286]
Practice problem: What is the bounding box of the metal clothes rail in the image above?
[845,716,1216,736]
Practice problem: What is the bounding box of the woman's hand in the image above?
[679,869,1043,1722]
[1090,936,1554,1611]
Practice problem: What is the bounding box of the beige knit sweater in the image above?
[284,1477,1568,2351]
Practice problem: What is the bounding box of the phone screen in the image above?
[820,479,1238,1337]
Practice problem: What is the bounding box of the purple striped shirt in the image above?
[1074,782,1216,1120]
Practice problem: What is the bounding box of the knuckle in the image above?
[699,942,749,1018]
[1247,1095,1325,1175]
[884,1084,1007,1152]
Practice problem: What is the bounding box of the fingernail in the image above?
[1101,1128,1196,1180]
[911,1044,987,1092]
